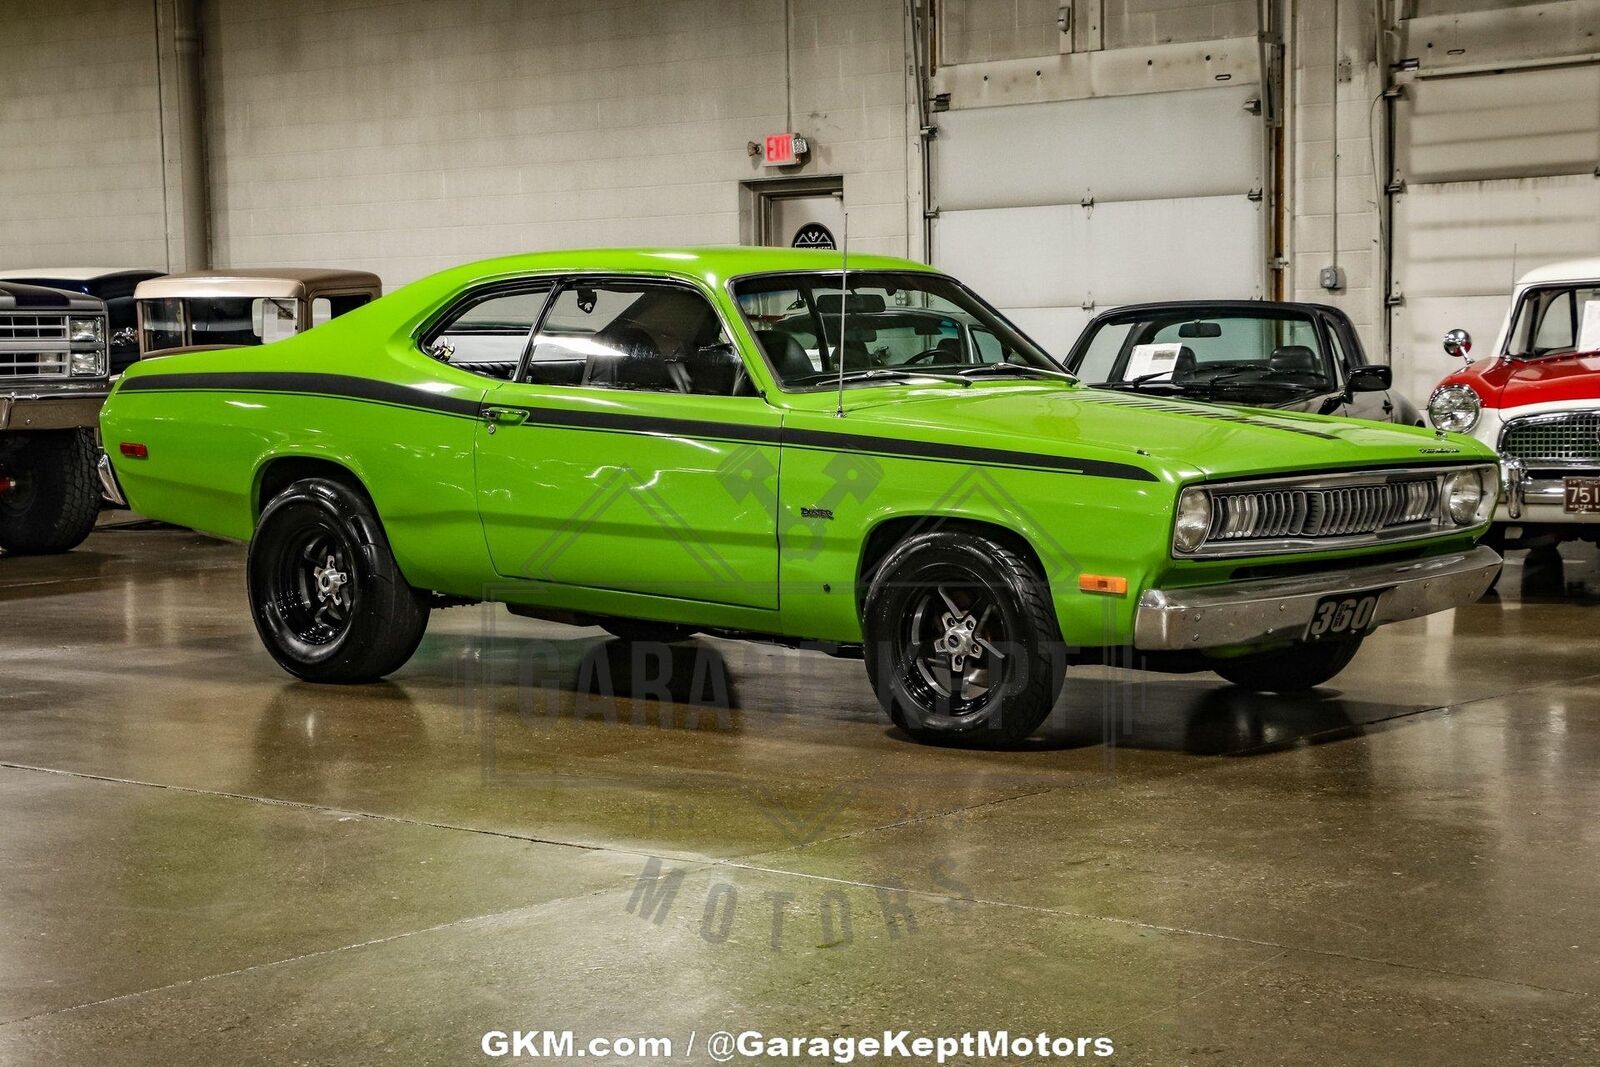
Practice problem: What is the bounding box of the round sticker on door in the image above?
[791,223,836,250]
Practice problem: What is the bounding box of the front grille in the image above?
[1209,478,1439,543]
[0,312,72,378]
[1502,413,1600,466]
[0,313,68,342]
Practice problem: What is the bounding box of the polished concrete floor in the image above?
[1,519,1598,1065]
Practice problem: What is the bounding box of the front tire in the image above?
[1210,637,1363,693]
[0,429,101,555]
[863,531,1066,746]
[248,477,429,683]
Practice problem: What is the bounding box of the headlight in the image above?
[1428,384,1481,433]
[69,317,104,343]
[1443,466,1497,526]
[1173,487,1212,554]
[70,350,106,376]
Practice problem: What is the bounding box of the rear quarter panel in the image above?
[100,332,494,594]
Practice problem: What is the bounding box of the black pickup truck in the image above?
[0,282,111,555]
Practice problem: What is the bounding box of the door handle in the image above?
[481,406,528,427]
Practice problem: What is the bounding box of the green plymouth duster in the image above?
[98,248,1502,745]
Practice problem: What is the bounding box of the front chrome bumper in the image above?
[1499,457,1600,523]
[0,387,109,432]
[1134,545,1502,652]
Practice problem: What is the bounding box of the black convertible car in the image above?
[1062,300,1423,426]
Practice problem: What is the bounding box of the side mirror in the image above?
[1443,328,1472,360]
[1347,365,1392,393]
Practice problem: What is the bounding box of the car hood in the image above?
[808,383,1482,481]
[1443,351,1600,409]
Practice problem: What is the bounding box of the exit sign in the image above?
[763,132,808,167]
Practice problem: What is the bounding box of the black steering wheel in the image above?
[901,347,955,366]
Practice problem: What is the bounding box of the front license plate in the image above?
[1305,589,1389,641]
[1564,478,1600,513]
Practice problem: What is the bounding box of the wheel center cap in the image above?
[934,611,980,660]
[312,554,348,601]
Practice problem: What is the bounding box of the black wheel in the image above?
[1209,638,1363,694]
[863,531,1065,746]
[247,477,429,683]
[0,429,101,555]
[599,618,697,643]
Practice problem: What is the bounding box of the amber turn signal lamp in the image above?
[1078,574,1128,596]
[120,442,149,459]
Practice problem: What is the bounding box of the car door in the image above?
[1324,316,1397,423]
[472,275,782,610]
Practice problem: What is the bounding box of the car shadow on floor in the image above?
[422,629,1435,759]
[894,676,1434,758]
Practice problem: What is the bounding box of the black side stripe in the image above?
[120,371,485,418]
[120,371,1157,482]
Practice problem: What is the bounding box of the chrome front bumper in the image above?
[1134,545,1502,652]
[0,387,108,432]
[1499,457,1600,523]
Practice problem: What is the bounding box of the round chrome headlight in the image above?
[1428,384,1481,433]
[1173,487,1212,554]
[1444,469,1486,525]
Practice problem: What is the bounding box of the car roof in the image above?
[1089,299,1345,319]
[136,268,384,299]
[423,247,939,289]
[0,267,158,282]
[1516,258,1600,286]
[0,280,106,311]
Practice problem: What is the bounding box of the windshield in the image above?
[1069,308,1335,398]
[1506,284,1600,358]
[139,296,300,352]
[732,271,1062,389]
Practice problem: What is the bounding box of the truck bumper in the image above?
[0,389,108,432]
[1133,546,1502,652]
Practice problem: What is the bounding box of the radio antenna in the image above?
[834,210,850,418]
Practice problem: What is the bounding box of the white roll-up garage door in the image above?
[931,84,1266,355]
[1388,64,1600,406]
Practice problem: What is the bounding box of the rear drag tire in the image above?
[248,477,429,683]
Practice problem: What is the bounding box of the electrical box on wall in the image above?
[1320,265,1344,291]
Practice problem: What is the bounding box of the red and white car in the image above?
[1428,258,1600,548]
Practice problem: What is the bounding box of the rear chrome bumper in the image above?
[96,449,127,507]
[1134,545,1502,652]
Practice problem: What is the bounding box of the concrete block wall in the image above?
[203,0,913,285]
[1288,0,1386,359]
[0,0,170,268]
[940,0,1063,64]
[1102,0,1257,48]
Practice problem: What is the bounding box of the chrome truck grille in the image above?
[1501,413,1600,468]
[1208,479,1440,543]
[0,312,71,377]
